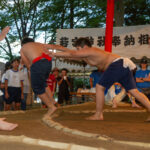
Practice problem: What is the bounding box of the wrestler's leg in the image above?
[38,92,56,118]
[128,89,150,121]
[86,84,105,120]
[128,94,141,108]
[45,86,56,104]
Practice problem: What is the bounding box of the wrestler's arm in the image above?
[52,49,90,58]
[20,51,30,69]
[66,57,83,61]
[0,26,10,41]
[44,44,71,52]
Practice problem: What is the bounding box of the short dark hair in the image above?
[52,67,59,73]
[140,58,147,64]
[11,58,20,64]
[4,61,11,71]
[21,37,34,46]
[61,68,69,73]
[74,37,92,48]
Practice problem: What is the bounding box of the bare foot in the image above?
[0,120,18,131]
[132,103,141,108]
[44,106,57,118]
[86,113,103,120]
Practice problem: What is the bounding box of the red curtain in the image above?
[105,0,114,52]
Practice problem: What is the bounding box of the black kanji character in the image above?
[124,35,135,46]
[59,37,69,47]
[97,36,105,47]
[138,34,149,45]
[112,36,121,47]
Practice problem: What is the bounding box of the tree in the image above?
[114,0,124,27]
[0,0,47,61]
[124,0,150,25]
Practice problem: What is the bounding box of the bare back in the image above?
[20,42,45,65]
[82,47,120,71]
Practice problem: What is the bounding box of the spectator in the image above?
[57,68,71,105]
[5,58,24,110]
[47,72,56,97]
[0,26,18,130]
[108,83,141,108]
[20,64,30,110]
[1,62,11,110]
[52,67,60,103]
[135,57,150,98]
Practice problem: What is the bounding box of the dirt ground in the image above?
[0,102,150,150]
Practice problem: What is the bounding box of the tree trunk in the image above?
[114,0,124,26]
[69,0,74,28]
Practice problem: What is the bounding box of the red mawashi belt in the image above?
[32,53,52,64]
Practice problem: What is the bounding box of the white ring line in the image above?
[42,110,150,149]
[0,135,106,150]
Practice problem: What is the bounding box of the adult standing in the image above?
[57,68,71,105]
[135,57,150,98]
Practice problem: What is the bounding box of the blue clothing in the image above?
[115,85,122,94]
[30,59,52,95]
[135,70,150,88]
[98,59,136,91]
[5,87,21,104]
[21,93,27,110]
[90,70,102,87]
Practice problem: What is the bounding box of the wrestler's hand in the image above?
[44,44,56,50]
[48,51,55,57]
[0,26,10,41]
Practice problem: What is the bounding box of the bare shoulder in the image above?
[83,47,104,54]
[22,42,43,48]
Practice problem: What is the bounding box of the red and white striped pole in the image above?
[105,0,115,52]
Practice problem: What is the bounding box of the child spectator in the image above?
[0,26,18,130]
[20,65,30,110]
[1,62,11,110]
[5,58,24,110]
[47,72,56,97]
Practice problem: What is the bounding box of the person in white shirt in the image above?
[5,58,24,110]
[20,64,30,110]
[1,62,11,109]
[0,26,18,131]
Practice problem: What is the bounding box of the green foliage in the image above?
[124,0,150,25]
[0,0,150,61]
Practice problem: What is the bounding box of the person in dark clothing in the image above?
[57,68,71,105]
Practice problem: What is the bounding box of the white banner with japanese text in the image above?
[56,25,150,59]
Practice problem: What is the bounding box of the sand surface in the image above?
[0,102,150,150]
